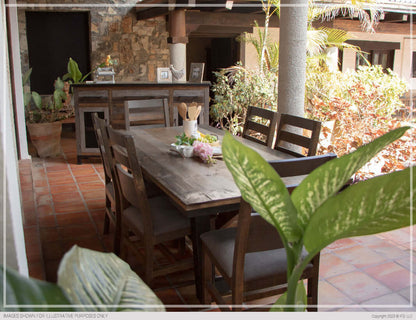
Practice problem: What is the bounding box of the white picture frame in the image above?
[157,67,172,83]
[189,63,205,83]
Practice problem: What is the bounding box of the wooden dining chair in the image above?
[274,113,322,157]
[242,106,279,147]
[107,126,193,285]
[201,153,337,311]
[124,98,170,130]
[92,113,122,255]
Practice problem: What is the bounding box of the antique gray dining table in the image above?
[127,125,297,301]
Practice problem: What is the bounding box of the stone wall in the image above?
[18,0,170,82]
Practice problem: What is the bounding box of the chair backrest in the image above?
[232,153,337,276]
[242,106,278,147]
[274,113,322,157]
[107,127,153,232]
[92,113,113,183]
[124,98,170,130]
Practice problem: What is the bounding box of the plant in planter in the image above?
[1,246,164,311]
[24,69,72,158]
[222,126,414,311]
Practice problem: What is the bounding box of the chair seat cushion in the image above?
[201,228,313,291]
[122,196,190,240]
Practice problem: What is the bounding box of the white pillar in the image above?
[169,43,186,82]
[278,0,308,117]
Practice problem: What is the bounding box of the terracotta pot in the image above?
[27,121,62,158]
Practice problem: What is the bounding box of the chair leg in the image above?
[306,277,318,312]
[144,242,154,285]
[201,247,213,305]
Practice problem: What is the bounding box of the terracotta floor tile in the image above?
[78,181,105,192]
[82,189,105,200]
[318,280,354,309]
[38,215,57,227]
[33,178,48,188]
[335,245,387,269]
[70,166,96,176]
[47,175,76,186]
[39,227,61,242]
[362,292,414,311]
[74,175,102,184]
[395,254,416,272]
[319,253,356,279]
[378,229,413,245]
[54,201,87,214]
[55,212,92,226]
[51,191,82,203]
[86,198,106,211]
[35,193,52,206]
[397,285,416,304]
[57,224,97,240]
[49,183,78,194]
[325,238,357,251]
[364,262,414,291]
[367,239,409,260]
[36,204,54,216]
[47,170,72,179]
[34,186,50,196]
[327,271,391,303]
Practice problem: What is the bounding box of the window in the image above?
[356,50,395,72]
[349,40,399,73]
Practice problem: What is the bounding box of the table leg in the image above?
[190,215,212,302]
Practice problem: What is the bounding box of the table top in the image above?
[128,125,297,217]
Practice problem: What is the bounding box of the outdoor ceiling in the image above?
[135,0,269,20]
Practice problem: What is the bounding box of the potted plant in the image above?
[24,68,72,158]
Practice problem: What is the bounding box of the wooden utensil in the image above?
[178,102,188,120]
[195,105,202,119]
[188,105,198,120]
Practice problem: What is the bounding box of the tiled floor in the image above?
[19,127,416,312]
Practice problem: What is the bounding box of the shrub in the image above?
[305,65,412,180]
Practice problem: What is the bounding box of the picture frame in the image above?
[157,67,172,83]
[188,63,205,83]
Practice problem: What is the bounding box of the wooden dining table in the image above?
[127,124,298,301]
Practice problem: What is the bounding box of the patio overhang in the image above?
[134,0,279,37]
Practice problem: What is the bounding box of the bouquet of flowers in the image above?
[193,141,215,164]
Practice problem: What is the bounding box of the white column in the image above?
[278,0,308,117]
[169,43,186,82]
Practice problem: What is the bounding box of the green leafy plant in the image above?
[23,69,70,123]
[175,133,196,146]
[210,63,278,134]
[63,57,92,85]
[221,126,414,311]
[1,246,164,311]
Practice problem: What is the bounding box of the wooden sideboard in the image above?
[72,82,210,164]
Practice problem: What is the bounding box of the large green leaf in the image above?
[292,126,410,230]
[304,167,415,253]
[0,265,72,311]
[31,91,42,109]
[222,132,301,242]
[67,58,82,83]
[57,246,165,311]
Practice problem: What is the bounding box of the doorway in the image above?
[25,11,91,94]
[187,37,240,83]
